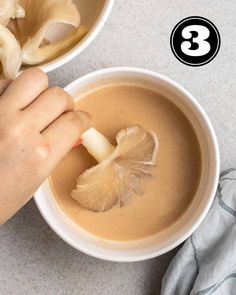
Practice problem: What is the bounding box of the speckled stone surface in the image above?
[1,1,235,294]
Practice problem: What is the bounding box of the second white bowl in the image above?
[32,0,114,73]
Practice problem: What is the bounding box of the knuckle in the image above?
[7,123,24,142]
[61,93,74,110]
[32,142,51,162]
[50,86,64,97]
[0,122,25,150]
[65,111,81,125]
[51,86,74,109]
[27,142,51,178]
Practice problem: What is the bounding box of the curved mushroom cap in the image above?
[16,0,85,65]
[71,125,159,212]
[0,24,21,79]
[0,0,25,26]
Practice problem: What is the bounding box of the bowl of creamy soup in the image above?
[34,67,220,262]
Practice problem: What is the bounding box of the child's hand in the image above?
[0,68,92,224]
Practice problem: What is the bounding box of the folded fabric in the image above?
[161,169,236,295]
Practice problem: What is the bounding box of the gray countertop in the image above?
[1,1,235,294]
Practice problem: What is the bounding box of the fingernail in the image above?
[77,110,92,130]
[73,138,83,148]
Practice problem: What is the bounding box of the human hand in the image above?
[0,68,91,224]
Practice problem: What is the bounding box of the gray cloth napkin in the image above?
[161,169,236,295]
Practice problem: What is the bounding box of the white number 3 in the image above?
[181,25,210,56]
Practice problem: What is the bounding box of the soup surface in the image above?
[50,84,201,241]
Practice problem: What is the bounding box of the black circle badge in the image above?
[170,16,221,66]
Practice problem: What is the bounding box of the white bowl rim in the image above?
[34,67,220,262]
[38,0,115,73]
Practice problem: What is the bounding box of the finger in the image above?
[42,110,92,167]
[0,68,48,111]
[0,79,11,96]
[23,86,74,131]
[73,138,83,148]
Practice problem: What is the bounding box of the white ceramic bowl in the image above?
[36,0,114,73]
[34,67,220,262]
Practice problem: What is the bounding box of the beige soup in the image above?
[50,84,201,241]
